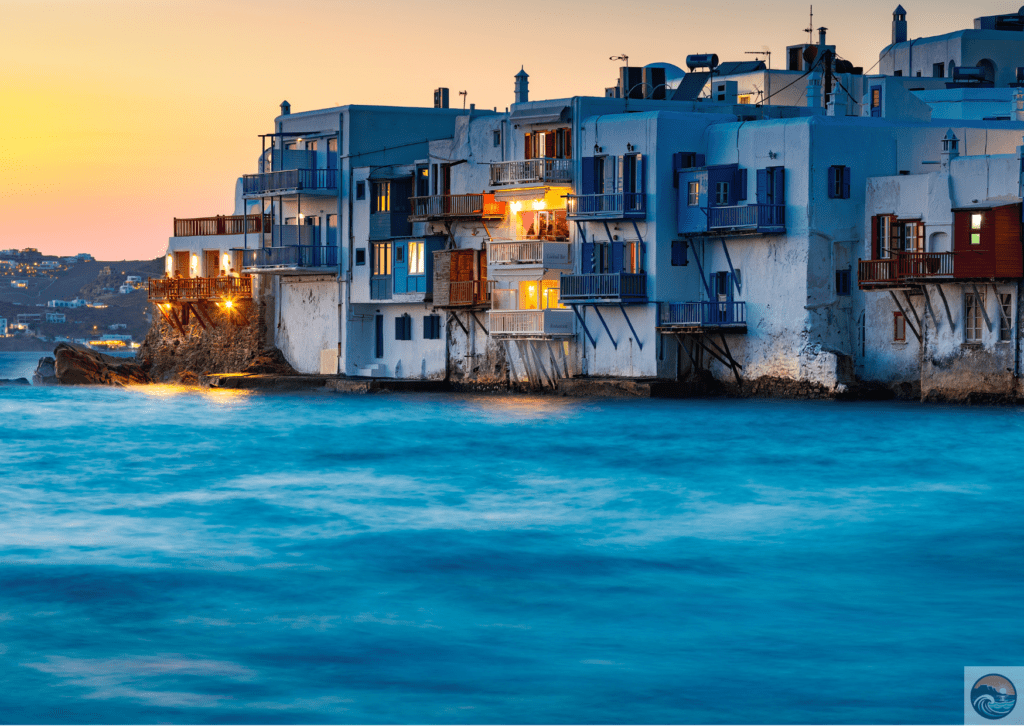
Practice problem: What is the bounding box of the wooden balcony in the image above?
[488,241,570,268]
[858,252,955,289]
[707,204,786,234]
[174,214,271,237]
[436,280,491,308]
[657,301,747,332]
[566,193,646,220]
[148,276,252,303]
[242,169,338,195]
[559,272,647,304]
[490,159,572,186]
[408,193,506,221]
[489,309,574,337]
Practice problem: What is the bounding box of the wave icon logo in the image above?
[972,674,1017,720]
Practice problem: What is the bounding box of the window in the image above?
[524,128,572,159]
[971,212,983,245]
[836,269,851,296]
[520,209,568,241]
[715,181,730,205]
[423,315,441,340]
[395,314,412,341]
[355,249,366,266]
[622,153,643,194]
[328,138,338,152]
[541,280,565,309]
[356,181,366,200]
[415,166,429,197]
[671,240,688,266]
[688,181,700,206]
[828,165,851,199]
[372,182,391,213]
[372,242,392,276]
[594,156,607,194]
[893,70,903,77]
[714,271,730,297]
[306,140,318,151]
[999,293,1013,341]
[893,311,906,342]
[875,215,893,258]
[933,63,945,78]
[395,246,405,263]
[965,292,984,343]
[870,86,882,117]
[493,130,501,147]
[408,242,424,275]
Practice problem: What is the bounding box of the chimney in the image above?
[434,88,449,109]
[892,5,908,44]
[941,129,960,170]
[818,27,828,46]
[807,71,822,108]
[280,100,291,116]
[514,67,529,104]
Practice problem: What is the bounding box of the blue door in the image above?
[375,315,384,358]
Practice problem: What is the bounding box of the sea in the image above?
[1,350,1022,724]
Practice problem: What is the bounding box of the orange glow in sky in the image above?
[0,0,1010,259]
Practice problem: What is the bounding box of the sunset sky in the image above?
[0,0,1011,260]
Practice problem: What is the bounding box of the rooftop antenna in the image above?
[610,54,630,106]
[804,5,814,45]
[745,50,772,106]
[459,90,467,109]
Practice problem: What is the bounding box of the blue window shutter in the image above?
[673,152,684,171]
[580,241,595,273]
[395,317,403,339]
[842,166,851,199]
[774,168,786,205]
[636,154,645,193]
[827,166,837,199]
[756,169,768,204]
[581,157,596,195]
[617,155,624,193]
[423,316,430,339]
[610,241,624,273]
[695,154,706,167]
[671,240,688,266]
[736,168,747,201]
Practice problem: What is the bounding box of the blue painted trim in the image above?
[591,305,618,350]
[570,304,598,348]
[618,303,643,350]
[574,220,587,245]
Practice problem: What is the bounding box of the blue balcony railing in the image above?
[708,204,785,233]
[243,169,339,195]
[370,275,393,300]
[241,245,338,269]
[559,272,647,303]
[566,193,646,219]
[660,301,747,328]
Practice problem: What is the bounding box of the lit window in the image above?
[408,242,424,275]
[518,281,539,310]
[541,280,564,309]
[688,181,699,206]
[972,213,983,229]
[373,182,391,213]
[372,242,392,276]
[971,212,983,245]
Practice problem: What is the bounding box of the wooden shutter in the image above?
[524,133,533,160]
[564,128,572,158]
[871,215,880,259]
[773,168,786,204]
[756,169,768,205]
[635,154,644,193]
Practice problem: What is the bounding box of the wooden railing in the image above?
[241,245,338,269]
[446,280,490,307]
[858,252,955,288]
[174,214,271,237]
[660,301,747,328]
[148,276,252,302]
[489,309,574,336]
[566,193,646,219]
[409,194,506,220]
[858,258,899,287]
[488,241,544,264]
[559,272,647,303]
[242,169,338,195]
[490,158,572,186]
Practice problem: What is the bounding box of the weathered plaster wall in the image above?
[275,275,339,374]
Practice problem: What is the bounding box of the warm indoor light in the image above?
[224,300,233,308]
[509,201,522,213]
[532,199,546,210]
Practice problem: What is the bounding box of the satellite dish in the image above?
[802,45,818,65]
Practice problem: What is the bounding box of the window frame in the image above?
[372,182,391,213]
[408,242,425,276]
[715,181,730,206]
[965,291,984,343]
[687,181,700,207]
[371,242,392,276]
[893,311,906,343]
[999,293,1013,342]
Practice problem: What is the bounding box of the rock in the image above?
[52,343,153,386]
[242,348,297,376]
[0,378,30,386]
[33,356,58,386]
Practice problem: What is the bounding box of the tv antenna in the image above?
[804,5,814,44]
[458,90,467,109]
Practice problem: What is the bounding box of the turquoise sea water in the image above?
[1,352,1022,723]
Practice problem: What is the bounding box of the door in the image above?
[375,315,384,358]
[174,250,190,278]
[204,250,220,277]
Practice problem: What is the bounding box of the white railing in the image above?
[490,159,572,186]
[489,309,574,336]
[489,241,543,264]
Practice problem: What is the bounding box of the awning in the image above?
[494,187,551,202]
[510,104,571,125]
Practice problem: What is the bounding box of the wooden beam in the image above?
[934,283,955,331]
[470,310,489,336]
[186,303,207,330]
[168,306,187,338]
[717,333,743,387]
[901,290,923,333]
[888,290,921,342]
[971,282,992,331]
[449,311,469,335]
[503,340,521,385]
[921,286,939,330]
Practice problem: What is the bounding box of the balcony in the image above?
[708,204,785,234]
[370,275,393,301]
[566,193,646,220]
[559,273,647,304]
[437,280,491,308]
[268,225,320,247]
[174,215,271,237]
[858,252,955,289]
[488,241,570,269]
[242,169,338,196]
[490,159,572,187]
[240,245,338,272]
[409,193,506,221]
[657,301,747,331]
[148,276,252,303]
[489,309,574,337]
